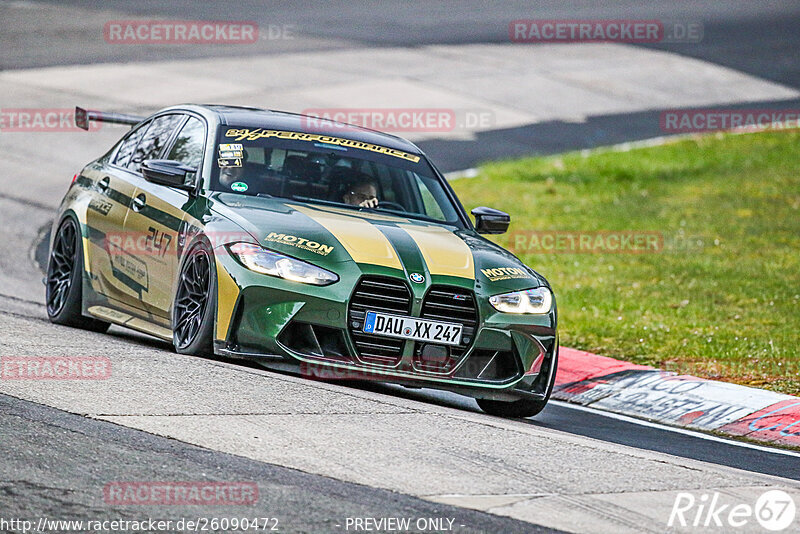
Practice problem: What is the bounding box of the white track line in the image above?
[551,400,800,458]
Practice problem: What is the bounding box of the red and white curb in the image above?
[555,348,800,448]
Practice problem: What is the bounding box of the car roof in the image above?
[162,104,423,155]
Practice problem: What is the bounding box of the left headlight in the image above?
[227,242,339,286]
[489,287,552,314]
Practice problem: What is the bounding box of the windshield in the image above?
[211,127,462,224]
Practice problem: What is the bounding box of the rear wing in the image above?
[75,106,145,131]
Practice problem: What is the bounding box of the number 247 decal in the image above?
[145,227,172,257]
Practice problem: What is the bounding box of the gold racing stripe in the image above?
[290,205,402,270]
[215,256,241,341]
[399,223,475,279]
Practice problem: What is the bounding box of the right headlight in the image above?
[489,287,552,314]
[227,242,338,286]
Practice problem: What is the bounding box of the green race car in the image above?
[47,104,558,417]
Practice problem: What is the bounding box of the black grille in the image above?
[348,276,411,366]
[414,286,478,372]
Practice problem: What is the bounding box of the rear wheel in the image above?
[45,217,110,332]
[476,349,559,418]
[172,241,216,356]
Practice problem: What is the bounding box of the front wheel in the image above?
[476,396,549,418]
[476,349,559,418]
[45,217,110,332]
[172,240,216,356]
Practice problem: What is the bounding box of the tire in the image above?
[45,217,110,332]
[476,348,559,418]
[172,240,216,356]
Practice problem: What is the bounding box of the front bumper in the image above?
[213,253,558,401]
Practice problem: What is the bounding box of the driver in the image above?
[342,173,379,208]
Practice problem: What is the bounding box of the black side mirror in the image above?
[471,206,510,234]
[141,159,197,191]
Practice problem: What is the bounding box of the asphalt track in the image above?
[2,2,800,532]
[0,393,551,534]
[12,0,800,88]
[5,0,800,170]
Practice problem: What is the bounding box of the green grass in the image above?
[452,130,800,395]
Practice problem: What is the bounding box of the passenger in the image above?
[219,149,251,192]
[219,165,247,190]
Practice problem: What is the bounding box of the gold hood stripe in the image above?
[291,205,403,270]
[399,224,475,279]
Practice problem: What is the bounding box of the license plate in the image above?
[362,311,463,346]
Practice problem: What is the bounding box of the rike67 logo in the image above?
[669,490,796,531]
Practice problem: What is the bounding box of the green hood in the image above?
[207,193,547,292]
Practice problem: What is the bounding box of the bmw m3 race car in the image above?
[46,104,558,417]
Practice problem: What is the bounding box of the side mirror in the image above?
[471,206,510,234]
[141,159,197,191]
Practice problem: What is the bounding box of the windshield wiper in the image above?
[289,195,360,210]
[287,195,455,225]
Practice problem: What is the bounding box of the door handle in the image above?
[97,176,110,193]
[132,193,146,212]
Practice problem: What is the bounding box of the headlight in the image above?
[227,242,338,286]
[489,287,552,314]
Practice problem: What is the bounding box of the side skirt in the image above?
[87,305,173,341]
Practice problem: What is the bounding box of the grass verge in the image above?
[452,130,800,395]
